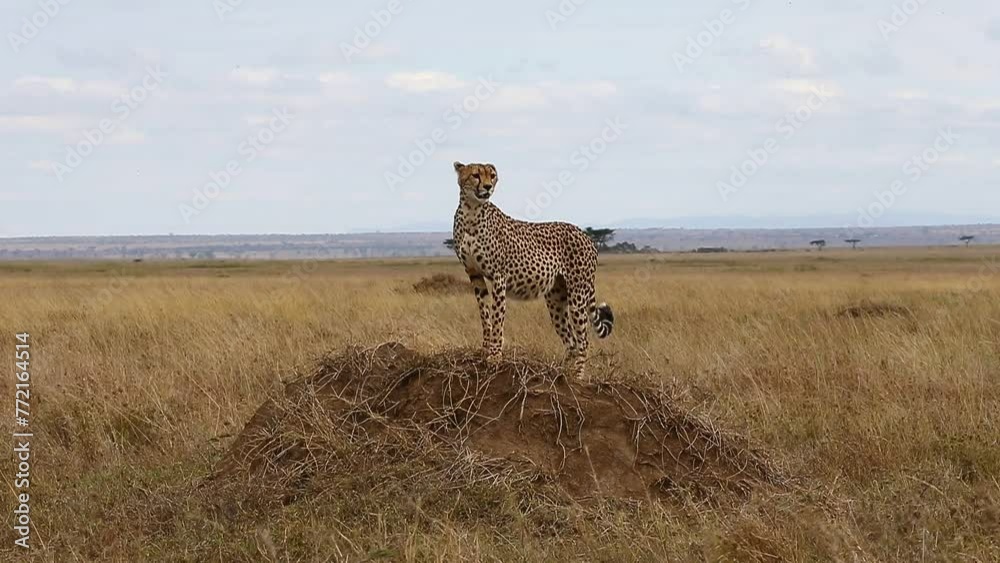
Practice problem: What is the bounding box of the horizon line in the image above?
[1,221,999,240]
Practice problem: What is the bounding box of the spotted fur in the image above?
[452,161,614,378]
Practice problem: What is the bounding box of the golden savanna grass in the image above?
[1,247,998,561]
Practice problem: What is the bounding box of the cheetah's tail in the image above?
[589,300,614,339]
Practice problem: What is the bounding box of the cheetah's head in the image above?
[453,162,498,202]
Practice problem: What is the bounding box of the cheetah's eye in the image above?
[472,173,480,179]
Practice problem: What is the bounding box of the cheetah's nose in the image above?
[482,184,493,190]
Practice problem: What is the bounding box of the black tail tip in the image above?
[597,303,614,323]
[596,302,614,338]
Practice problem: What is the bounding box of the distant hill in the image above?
[0,225,996,260]
[603,213,999,230]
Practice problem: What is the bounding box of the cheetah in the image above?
[451,161,614,378]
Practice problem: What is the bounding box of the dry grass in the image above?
[0,247,998,561]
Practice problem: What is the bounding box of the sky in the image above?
[1,0,998,237]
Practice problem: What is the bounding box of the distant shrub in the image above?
[412,273,469,295]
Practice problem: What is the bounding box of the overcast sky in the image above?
[1,0,998,236]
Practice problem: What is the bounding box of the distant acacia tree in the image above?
[443,238,457,252]
[605,241,637,254]
[810,239,827,251]
[959,235,975,247]
[584,228,616,251]
[845,238,861,250]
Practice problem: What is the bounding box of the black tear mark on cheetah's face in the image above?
[454,161,497,203]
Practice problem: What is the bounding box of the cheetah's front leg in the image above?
[469,274,494,356]
[487,276,507,363]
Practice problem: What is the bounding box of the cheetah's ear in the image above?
[486,163,497,175]
[453,162,465,173]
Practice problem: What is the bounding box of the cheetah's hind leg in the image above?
[544,275,575,366]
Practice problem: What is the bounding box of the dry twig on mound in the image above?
[212,343,786,505]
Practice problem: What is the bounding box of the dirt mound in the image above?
[412,273,469,295]
[214,344,783,503]
[837,300,913,319]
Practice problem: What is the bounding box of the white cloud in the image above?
[759,35,818,73]
[697,93,725,113]
[482,80,619,113]
[969,99,1000,112]
[13,76,126,98]
[0,115,85,132]
[385,71,466,93]
[365,44,401,60]
[14,76,75,93]
[244,114,274,126]
[348,191,381,203]
[26,160,55,171]
[773,79,842,97]
[939,153,970,164]
[485,85,548,112]
[314,72,366,102]
[230,66,281,85]
[241,92,323,111]
[889,90,929,101]
[543,80,618,99]
[480,126,523,137]
[318,72,357,87]
[109,128,146,145]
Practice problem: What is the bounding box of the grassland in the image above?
[1,247,998,562]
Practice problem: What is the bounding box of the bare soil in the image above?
[214,343,783,504]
